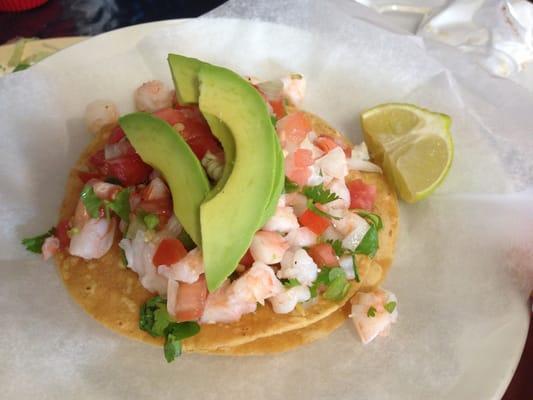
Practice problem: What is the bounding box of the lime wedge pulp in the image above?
[361,103,453,203]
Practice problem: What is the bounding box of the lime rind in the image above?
[361,103,453,203]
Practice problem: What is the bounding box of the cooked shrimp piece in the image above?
[285,148,314,186]
[42,236,60,260]
[278,247,318,286]
[72,199,90,230]
[281,74,306,106]
[283,192,307,217]
[270,285,311,314]
[315,146,348,180]
[299,131,324,160]
[276,112,312,151]
[333,209,369,236]
[84,100,119,134]
[200,281,249,324]
[232,262,283,305]
[250,231,289,265]
[326,178,351,208]
[169,248,204,284]
[69,217,116,260]
[134,80,174,112]
[285,227,318,247]
[142,177,170,200]
[262,206,299,233]
[119,230,167,294]
[93,181,121,201]
[351,289,398,344]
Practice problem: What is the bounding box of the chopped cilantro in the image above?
[328,267,346,281]
[303,184,339,204]
[143,213,159,230]
[367,306,377,317]
[163,322,200,363]
[358,211,383,230]
[21,228,55,254]
[282,278,301,288]
[325,239,344,257]
[309,269,331,298]
[140,296,200,362]
[284,178,299,194]
[80,185,102,218]
[307,199,340,220]
[106,188,131,222]
[355,224,379,257]
[384,301,397,314]
[119,248,128,268]
[351,253,360,283]
[13,63,30,72]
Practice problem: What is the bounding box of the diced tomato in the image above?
[298,209,330,235]
[308,243,339,267]
[153,238,188,267]
[239,249,254,267]
[88,149,106,167]
[153,107,222,160]
[315,136,339,153]
[78,171,101,183]
[108,125,126,144]
[101,154,152,187]
[55,219,71,249]
[138,198,173,226]
[347,179,377,211]
[269,98,286,119]
[173,275,208,322]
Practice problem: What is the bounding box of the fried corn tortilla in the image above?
[54,110,398,353]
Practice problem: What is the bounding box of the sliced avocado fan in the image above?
[119,113,210,246]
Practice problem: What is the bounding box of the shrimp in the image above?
[231,262,283,305]
[285,227,318,247]
[72,199,90,230]
[201,263,283,324]
[93,181,121,201]
[270,285,311,314]
[250,231,289,265]
[84,100,119,134]
[69,217,116,260]
[299,131,324,160]
[281,74,306,106]
[333,209,369,236]
[262,206,299,233]
[350,289,398,344]
[119,230,167,294]
[41,236,60,261]
[169,248,204,284]
[278,247,318,286]
[134,80,174,112]
[285,148,314,187]
[276,112,312,152]
[283,192,307,217]
[326,178,351,208]
[315,146,348,180]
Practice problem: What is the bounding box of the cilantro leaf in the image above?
[351,253,361,282]
[284,178,299,194]
[303,184,339,204]
[139,296,169,337]
[355,224,379,258]
[282,278,301,288]
[358,211,383,230]
[13,63,30,72]
[106,188,131,222]
[367,306,377,317]
[384,301,397,314]
[325,239,344,257]
[310,269,331,298]
[143,213,159,230]
[163,322,201,363]
[307,199,340,220]
[21,228,55,254]
[80,185,102,218]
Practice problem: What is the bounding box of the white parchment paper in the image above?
[0,1,532,399]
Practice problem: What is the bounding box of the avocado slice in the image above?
[167,53,281,218]
[198,64,279,291]
[119,112,210,246]
[168,54,236,198]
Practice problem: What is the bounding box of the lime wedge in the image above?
[361,103,453,203]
